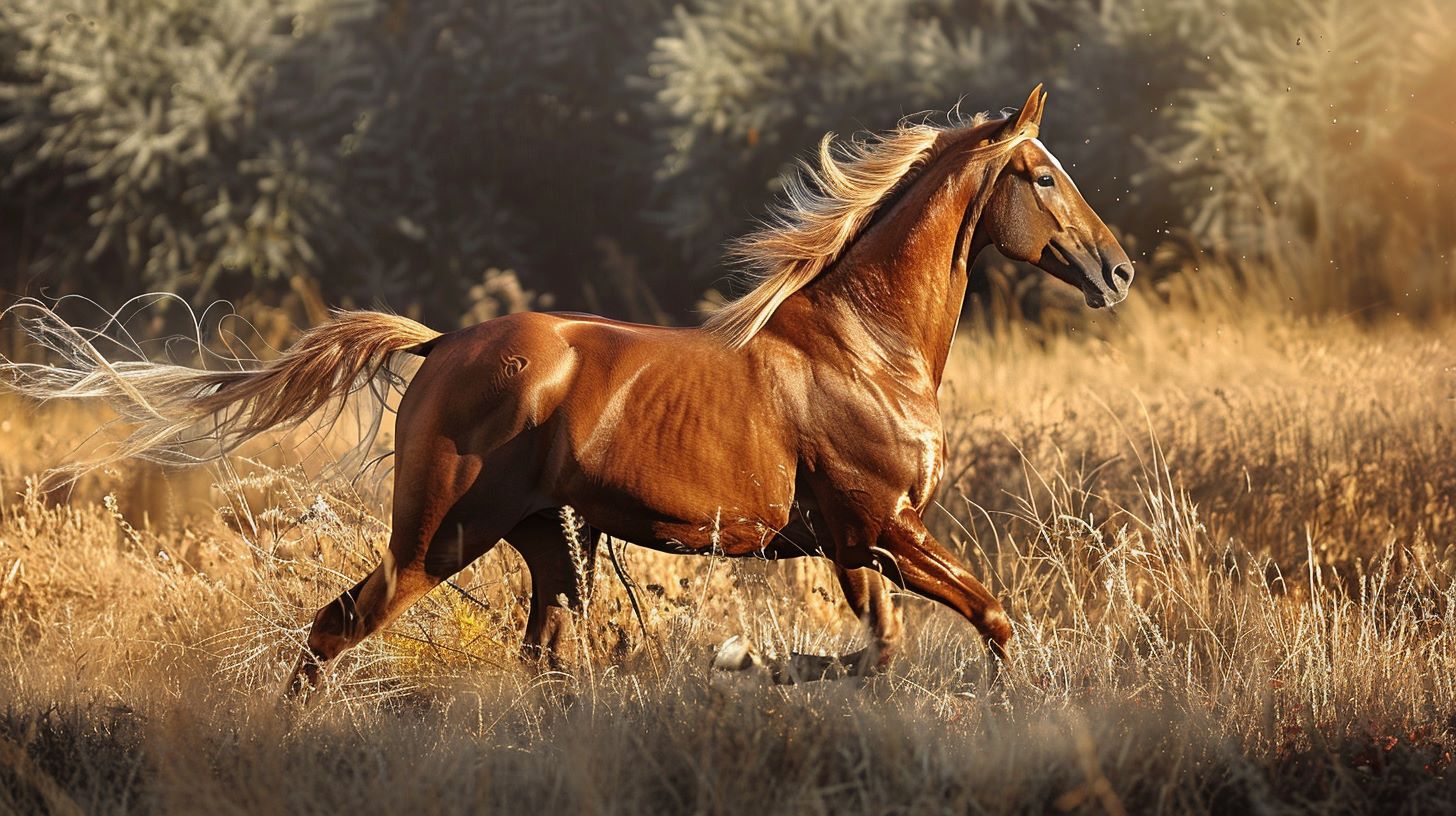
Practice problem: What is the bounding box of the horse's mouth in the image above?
[1081,278,1127,309]
[1082,261,1133,309]
[1045,239,1133,309]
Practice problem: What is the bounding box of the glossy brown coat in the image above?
[287,86,1132,691]
[0,86,1134,693]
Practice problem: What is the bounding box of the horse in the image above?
[0,85,1132,695]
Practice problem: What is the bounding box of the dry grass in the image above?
[2,296,1455,813]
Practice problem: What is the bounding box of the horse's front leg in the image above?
[835,565,905,670]
[769,507,1010,682]
[872,507,1011,664]
[764,567,904,683]
[712,565,904,683]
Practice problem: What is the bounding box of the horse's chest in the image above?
[819,380,946,510]
[904,425,946,510]
[833,408,946,511]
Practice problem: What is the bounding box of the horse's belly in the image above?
[535,322,799,554]
[558,453,797,556]
[548,411,797,555]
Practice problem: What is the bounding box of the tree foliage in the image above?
[1,0,1452,325]
[1167,0,1456,313]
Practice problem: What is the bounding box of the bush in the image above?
[1165,0,1456,317]
[1,0,1452,325]
[0,0,672,325]
[0,0,306,296]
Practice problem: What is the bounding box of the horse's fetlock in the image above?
[977,604,1013,649]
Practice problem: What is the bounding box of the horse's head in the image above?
[980,87,1134,308]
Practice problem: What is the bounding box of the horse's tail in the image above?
[0,298,442,478]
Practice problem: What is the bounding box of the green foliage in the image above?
[1,0,1452,324]
[0,0,671,323]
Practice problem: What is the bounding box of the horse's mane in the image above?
[703,110,1032,348]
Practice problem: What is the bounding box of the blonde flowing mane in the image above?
[704,112,1038,348]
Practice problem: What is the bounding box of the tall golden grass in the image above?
[2,288,1454,812]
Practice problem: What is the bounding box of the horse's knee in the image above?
[872,630,903,670]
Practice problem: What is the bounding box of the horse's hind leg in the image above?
[284,432,522,698]
[506,511,598,669]
[286,544,439,698]
[285,512,508,698]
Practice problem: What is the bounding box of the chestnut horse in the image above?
[0,86,1132,693]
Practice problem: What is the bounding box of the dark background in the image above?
[2,0,1452,339]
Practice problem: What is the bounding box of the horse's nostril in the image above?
[1107,262,1134,290]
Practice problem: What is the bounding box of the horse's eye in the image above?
[1035,174,1055,188]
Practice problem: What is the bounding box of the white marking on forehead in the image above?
[1030,139,1065,172]
[1030,138,1083,196]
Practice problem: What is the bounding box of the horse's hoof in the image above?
[282,651,325,707]
[711,635,761,672]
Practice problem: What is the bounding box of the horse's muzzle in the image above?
[1083,256,1134,308]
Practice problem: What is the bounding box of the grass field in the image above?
[2,296,1455,813]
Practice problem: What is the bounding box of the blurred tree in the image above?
[1166,0,1456,315]
[0,0,1451,329]
[0,0,675,326]
[282,0,675,322]
[0,0,309,298]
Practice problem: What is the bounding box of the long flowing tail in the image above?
[0,297,442,478]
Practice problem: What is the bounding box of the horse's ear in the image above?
[1010,83,1045,134]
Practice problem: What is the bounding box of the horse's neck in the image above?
[791,153,984,387]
